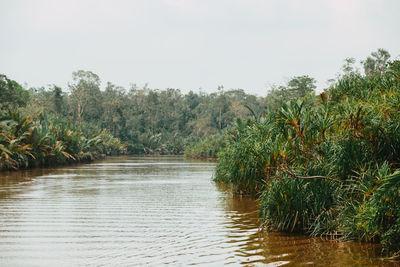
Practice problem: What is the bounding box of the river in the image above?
[0,156,397,266]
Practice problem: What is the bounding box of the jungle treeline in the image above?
[1,68,274,169]
[214,49,400,257]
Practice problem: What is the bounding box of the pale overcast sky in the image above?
[1,0,399,95]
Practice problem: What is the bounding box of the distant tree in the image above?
[0,74,29,109]
[216,86,227,129]
[185,91,200,110]
[341,57,359,76]
[100,82,127,138]
[69,70,102,122]
[266,76,316,111]
[52,86,64,114]
[287,75,316,98]
[362,48,391,76]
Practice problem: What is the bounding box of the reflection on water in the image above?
[0,156,398,266]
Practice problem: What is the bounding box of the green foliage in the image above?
[0,109,126,170]
[339,164,400,253]
[23,73,267,154]
[265,75,316,111]
[214,51,400,256]
[260,178,339,235]
[362,48,391,76]
[1,71,268,160]
[69,70,103,122]
[0,75,29,109]
[184,134,227,159]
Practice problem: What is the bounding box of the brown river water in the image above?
[0,156,398,266]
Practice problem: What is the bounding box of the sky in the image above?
[1,0,400,95]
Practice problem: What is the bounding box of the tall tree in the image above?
[287,75,316,98]
[363,48,391,76]
[52,86,64,115]
[0,74,29,109]
[69,70,102,122]
[342,57,358,76]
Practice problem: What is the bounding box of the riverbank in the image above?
[214,60,400,257]
[0,109,126,171]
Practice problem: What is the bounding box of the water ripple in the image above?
[0,156,395,266]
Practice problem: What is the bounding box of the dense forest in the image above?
[1,66,316,168]
[0,69,266,169]
[1,71,270,155]
[214,49,400,258]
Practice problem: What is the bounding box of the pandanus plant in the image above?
[0,109,125,170]
[215,59,400,255]
[0,110,35,169]
[0,129,19,169]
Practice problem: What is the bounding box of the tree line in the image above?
[2,68,318,157]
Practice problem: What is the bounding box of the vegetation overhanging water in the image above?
[0,156,397,266]
[213,50,400,258]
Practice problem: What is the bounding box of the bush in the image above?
[0,109,126,170]
[214,58,400,256]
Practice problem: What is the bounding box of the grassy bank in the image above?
[214,57,400,256]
